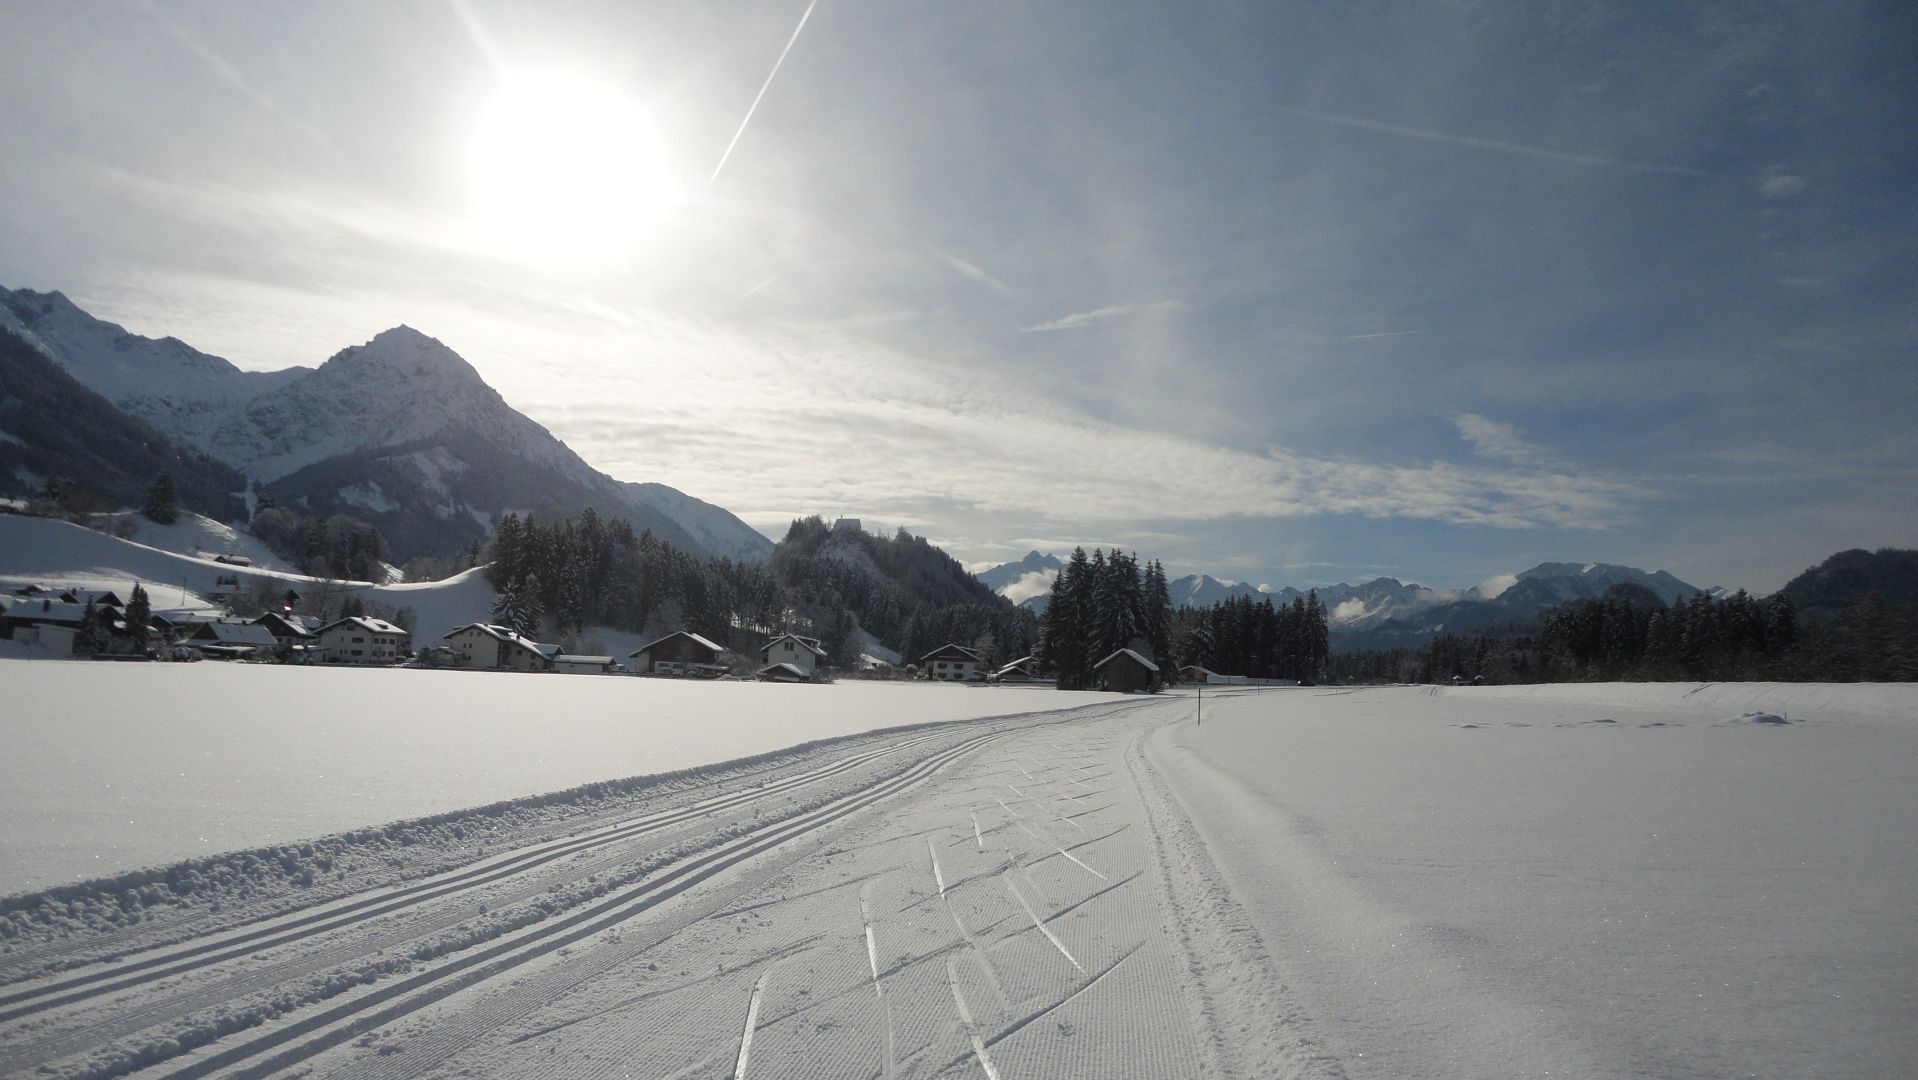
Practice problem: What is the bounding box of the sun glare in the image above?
[469,74,675,263]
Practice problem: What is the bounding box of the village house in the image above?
[920,643,984,682]
[187,619,281,660]
[630,630,729,677]
[253,611,320,661]
[1178,664,1219,684]
[993,655,1044,683]
[443,623,558,671]
[553,654,620,674]
[1093,648,1161,693]
[758,632,826,682]
[316,616,411,665]
[0,597,90,654]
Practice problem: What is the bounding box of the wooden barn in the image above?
[1093,648,1160,693]
[631,630,729,676]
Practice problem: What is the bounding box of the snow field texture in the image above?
[0,659,1111,894]
[1155,682,1918,1080]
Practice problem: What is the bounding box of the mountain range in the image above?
[974,553,1707,650]
[0,288,771,565]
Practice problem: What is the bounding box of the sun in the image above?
[469,73,675,263]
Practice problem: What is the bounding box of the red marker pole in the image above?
[1197,683,1202,726]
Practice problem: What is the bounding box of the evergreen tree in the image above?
[490,574,545,637]
[122,583,152,653]
[142,471,179,525]
[75,599,111,655]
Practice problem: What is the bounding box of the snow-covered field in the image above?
[1156,682,1918,1079]
[1,681,1912,1078]
[0,661,1107,894]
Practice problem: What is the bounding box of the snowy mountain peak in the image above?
[326,326,483,383]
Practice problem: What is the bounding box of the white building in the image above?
[758,633,827,679]
[316,616,411,665]
[443,623,558,671]
[920,643,984,682]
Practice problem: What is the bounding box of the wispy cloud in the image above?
[1274,104,1708,178]
[942,253,1013,297]
[1022,304,1132,333]
[1022,299,1183,333]
[1346,329,1429,340]
[1454,413,1549,466]
[1758,168,1805,198]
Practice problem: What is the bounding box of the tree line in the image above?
[1172,590,1331,681]
[1327,582,1917,684]
[1037,548,1175,689]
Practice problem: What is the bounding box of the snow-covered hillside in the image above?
[88,510,299,575]
[0,513,492,638]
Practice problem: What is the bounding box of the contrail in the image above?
[1274,104,1708,178]
[711,0,819,184]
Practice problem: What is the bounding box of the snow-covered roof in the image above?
[253,612,317,638]
[632,629,725,657]
[1093,648,1159,672]
[193,620,280,647]
[761,633,826,657]
[1180,664,1218,675]
[995,655,1038,675]
[319,616,409,636]
[447,622,556,656]
[920,643,983,664]
[758,662,812,680]
[3,598,89,625]
[555,654,615,665]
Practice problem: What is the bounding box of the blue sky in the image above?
[2,1,1912,593]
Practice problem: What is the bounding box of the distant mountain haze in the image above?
[974,553,1705,651]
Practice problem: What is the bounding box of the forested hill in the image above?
[1779,548,1918,616]
[0,328,246,521]
[768,517,1035,666]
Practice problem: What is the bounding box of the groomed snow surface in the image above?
[0,662,1107,894]
[0,681,1911,1079]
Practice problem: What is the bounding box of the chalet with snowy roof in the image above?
[758,661,815,683]
[317,616,410,665]
[187,619,280,660]
[443,623,557,671]
[58,589,123,609]
[554,654,620,674]
[1,597,92,654]
[993,655,1043,683]
[631,630,729,677]
[254,611,317,645]
[920,643,984,682]
[1093,648,1160,693]
[760,633,827,678]
[1178,664,1219,684]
